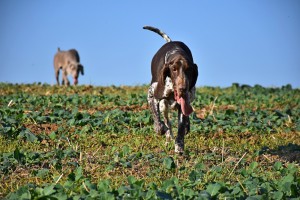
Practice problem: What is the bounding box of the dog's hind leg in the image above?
[148,83,168,135]
[55,69,60,85]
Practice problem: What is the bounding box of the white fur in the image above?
[162,77,174,98]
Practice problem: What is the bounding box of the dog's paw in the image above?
[175,143,184,154]
[154,122,168,135]
[165,130,174,146]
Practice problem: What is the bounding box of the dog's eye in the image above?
[171,66,177,72]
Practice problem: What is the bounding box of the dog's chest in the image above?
[163,77,174,98]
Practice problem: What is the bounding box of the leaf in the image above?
[163,157,176,170]
[206,183,222,197]
[146,190,156,199]
[13,148,25,164]
[9,186,31,200]
[246,196,264,200]
[281,174,294,184]
[84,180,97,191]
[195,162,206,171]
[36,169,49,178]
[49,131,56,140]
[19,129,38,142]
[198,190,211,199]
[99,193,115,200]
[43,184,56,196]
[122,145,130,156]
[156,191,172,200]
[122,161,132,168]
[52,192,68,200]
[273,161,282,171]
[270,191,283,200]
[75,166,83,181]
[20,191,32,200]
[182,188,195,197]
[249,162,258,171]
[97,180,111,193]
[127,175,136,185]
[189,170,202,182]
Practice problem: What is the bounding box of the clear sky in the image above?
[0,0,299,88]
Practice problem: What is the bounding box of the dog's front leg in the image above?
[159,99,174,145]
[62,69,70,86]
[148,83,167,135]
[175,109,189,153]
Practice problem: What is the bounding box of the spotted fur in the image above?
[145,26,198,154]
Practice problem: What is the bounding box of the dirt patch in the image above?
[25,123,58,135]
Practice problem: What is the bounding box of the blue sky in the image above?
[0,0,299,88]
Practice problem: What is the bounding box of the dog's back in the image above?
[54,48,79,69]
[68,49,80,63]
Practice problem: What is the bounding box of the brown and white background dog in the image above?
[144,26,198,153]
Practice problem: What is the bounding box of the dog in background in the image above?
[54,48,84,85]
[144,26,198,153]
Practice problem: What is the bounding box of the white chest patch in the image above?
[163,77,174,98]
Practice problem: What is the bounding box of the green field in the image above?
[0,83,299,199]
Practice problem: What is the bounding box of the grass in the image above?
[0,83,299,199]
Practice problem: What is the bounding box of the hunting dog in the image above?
[54,48,84,85]
[144,26,198,153]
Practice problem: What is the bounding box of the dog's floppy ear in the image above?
[154,63,170,99]
[188,63,198,90]
[78,64,84,75]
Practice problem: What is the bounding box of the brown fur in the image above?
[145,26,198,153]
[151,42,198,100]
[53,48,84,85]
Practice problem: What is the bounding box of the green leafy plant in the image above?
[1,83,299,199]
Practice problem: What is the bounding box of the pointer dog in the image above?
[143,26,198,153]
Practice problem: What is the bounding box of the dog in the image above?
[144,26,198,153]
[53,48,84,85]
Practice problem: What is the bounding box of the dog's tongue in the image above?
[178,97,193,116]
[174,90,193,116]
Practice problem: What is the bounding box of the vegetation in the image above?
[0,83,299,199]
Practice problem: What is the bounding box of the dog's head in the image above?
[67,62,84,85]
[156,54,198,116]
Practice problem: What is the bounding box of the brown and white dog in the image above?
[54,48,84,85]
[144,26,198,153]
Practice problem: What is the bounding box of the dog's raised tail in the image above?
[143,26,172,43]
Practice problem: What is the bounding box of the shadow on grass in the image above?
[261,143,300,164]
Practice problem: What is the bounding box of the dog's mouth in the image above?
[174,90,193,116]
[74,78,78,85]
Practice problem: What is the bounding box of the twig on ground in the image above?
[228,152,247,178]
[83,181,90,193]
[55,173,63,184]
[8,100,14,107]
[222,139,225,163]
[209,96,218,115]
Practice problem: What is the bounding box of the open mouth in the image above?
[174,90,193,116]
